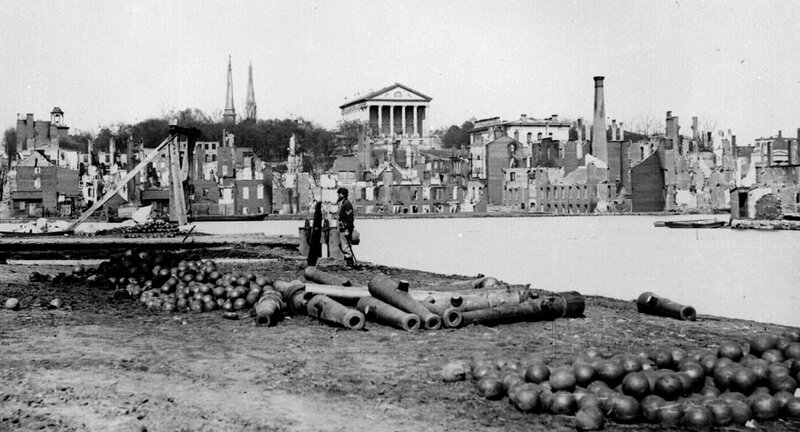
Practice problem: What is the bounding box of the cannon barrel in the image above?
[273,279,308,314]
[254,289,285,326]
[460,292,585,326]
[461,298,553,326]
[356,296,420,331]
[304,266,352,286]
[451,287,533,312]
[636,292,696,321]
[306,294,365,330]
[551,291,585,318]
[368,274,442,330]
[421,299,463,328]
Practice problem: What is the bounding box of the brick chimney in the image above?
[619,122,624,141]
[591,76,608,162]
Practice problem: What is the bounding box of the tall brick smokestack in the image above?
[592,76,608,162]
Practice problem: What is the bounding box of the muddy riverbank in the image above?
[1,243,799,431]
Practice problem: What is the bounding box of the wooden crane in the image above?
[68,124,199,232]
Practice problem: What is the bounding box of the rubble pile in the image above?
[442,332,800,430]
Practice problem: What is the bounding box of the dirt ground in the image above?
[1,244,799,432]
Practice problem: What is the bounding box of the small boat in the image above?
[662,219,727,229]
[188,213,269,222]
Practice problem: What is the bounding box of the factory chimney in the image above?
[591,76,608,162]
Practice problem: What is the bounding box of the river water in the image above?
[5,215,798,327]
[190,215,800,328]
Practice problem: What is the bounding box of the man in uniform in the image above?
[337,187,356,267]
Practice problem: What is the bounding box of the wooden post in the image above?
[168,138,187,225]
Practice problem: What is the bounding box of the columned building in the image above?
[340,83,432,139]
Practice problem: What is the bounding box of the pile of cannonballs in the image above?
[23,250,278,320]
[441,331,800,430]
[95,219,179,237]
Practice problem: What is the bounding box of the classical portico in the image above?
[339,83,432,138]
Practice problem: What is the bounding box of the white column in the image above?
[420,106,426,138]
[401,105,407,137]
[389,105,395,137]
[377,105,383,136]
[413,105,418,137]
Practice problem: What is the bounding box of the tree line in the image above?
[3,108,341,173]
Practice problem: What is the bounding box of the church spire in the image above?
[223,55,236,124]
[245,62,257,121]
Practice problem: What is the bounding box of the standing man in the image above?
[337,187,356,268]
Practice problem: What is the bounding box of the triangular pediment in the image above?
[340,83,432,109]
[368,84,431,102]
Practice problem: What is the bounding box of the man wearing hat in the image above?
[337,187,356,267]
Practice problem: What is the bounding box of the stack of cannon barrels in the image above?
[440,331,800,430]
[292,266,586,331]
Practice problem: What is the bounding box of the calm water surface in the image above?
[191,215,800,327]
[7,216,794,327]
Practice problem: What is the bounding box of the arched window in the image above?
[537,132,543,140]
[527,132,532,143]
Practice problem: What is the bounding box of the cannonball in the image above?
[683,404,713,431]
[501,371,525,392]
[622,372,650,400]
[550,391,577,415]
[525,362,550,383]
[730,399,752,424]
[575,405,605,431]
[510,386,540,412]
[718,341,744,362]
[783,397,800,419]
[595,359,625,387]
[730,367,759,395]
[762,348,786,363]
[476,376,504,400]
[611,394,641,423]
[641,394,665,423]
[658,399,684,426]
[705,398,733,426]
[4,298,20,310]
[441,360,470,382]
[655,374,684,401]
[549,368,577,392]
[471,363,497,381]
[713,366,737,392]
[784,342,800,360]
[749,393,780,420]
[573,362,596,387]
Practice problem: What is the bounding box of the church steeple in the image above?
[223,55,237,124]
[245,62,257,121]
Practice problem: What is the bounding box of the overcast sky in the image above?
[1,0,798,144]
